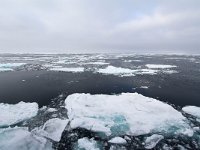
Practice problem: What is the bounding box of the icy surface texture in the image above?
[32,118,69,142]
[65,93,192,137]
[0,127,52,150]
[0,101,38,127]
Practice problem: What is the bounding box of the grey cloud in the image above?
[0,0,199,54]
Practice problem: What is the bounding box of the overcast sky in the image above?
[0,0,200,54]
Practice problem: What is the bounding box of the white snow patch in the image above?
[182,106,200,119]
[77,137,100,150]
[0,127,52,150]
[108,137,127,144]
[0,101,38,127]
[145,134,164,149]
[65,93,192,137]
[32,118,69,142]
[146,64,177,69]
[50,67,84,73]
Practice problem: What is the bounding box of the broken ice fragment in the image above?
[32,118,69,142]
[0,101,38,127]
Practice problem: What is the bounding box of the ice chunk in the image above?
[0,127,52,150]
[108,137,127,144]
[146,64,177,69]
[0,101,38,127]
[140,86,149,89]
[0,68,13,72]
[50,67,84,72]
[182,106,200,119]
[65,93,192,137]
[97,66,136,76]
[32,118,69,142]
[76,137,100,150]
[144,134,164,149]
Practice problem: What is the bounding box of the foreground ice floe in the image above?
[32,118,69,142]
[0,127,52,150]
[144,134,164,149]
[65,93,193,137]
[0,101,38,127]
[50,67,84,73]
[0,63,26,72]
[182,106,200,119]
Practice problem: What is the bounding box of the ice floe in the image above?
[182,106,200,119]
[97,66,136,76]
[0,127,52,150]
[0,101,38,127]
[50,67,84,73]
[108,137,127,144]
[75,137,101,150]
[65,93,192,137]
[32,118,69,142]
[146,64,177,69]
[144,134,164,149]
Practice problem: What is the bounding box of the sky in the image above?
[0,0,200,54]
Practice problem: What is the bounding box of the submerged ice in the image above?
[65,93,193,137]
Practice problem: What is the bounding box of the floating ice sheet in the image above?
[65,93,192,137]
[0,101,38,127]
[182,106,200,119]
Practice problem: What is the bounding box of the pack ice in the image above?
[65,93,192,137]
[0,101,38,127]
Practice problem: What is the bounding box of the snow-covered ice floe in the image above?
[182,106,200,119]
[65,93,193,137]
[50,67,84,73]
[0,101,38,127]
[32,118,69,142]
[108,137,127,144]
[75,137,101,150]
[0,127,52,150]
[145,64,177,69]
[0,63,26,72]
[97,66,137,76]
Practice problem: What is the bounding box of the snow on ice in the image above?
[32,118,69,142]
[65,93,193,137]
[0,101,38,127]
